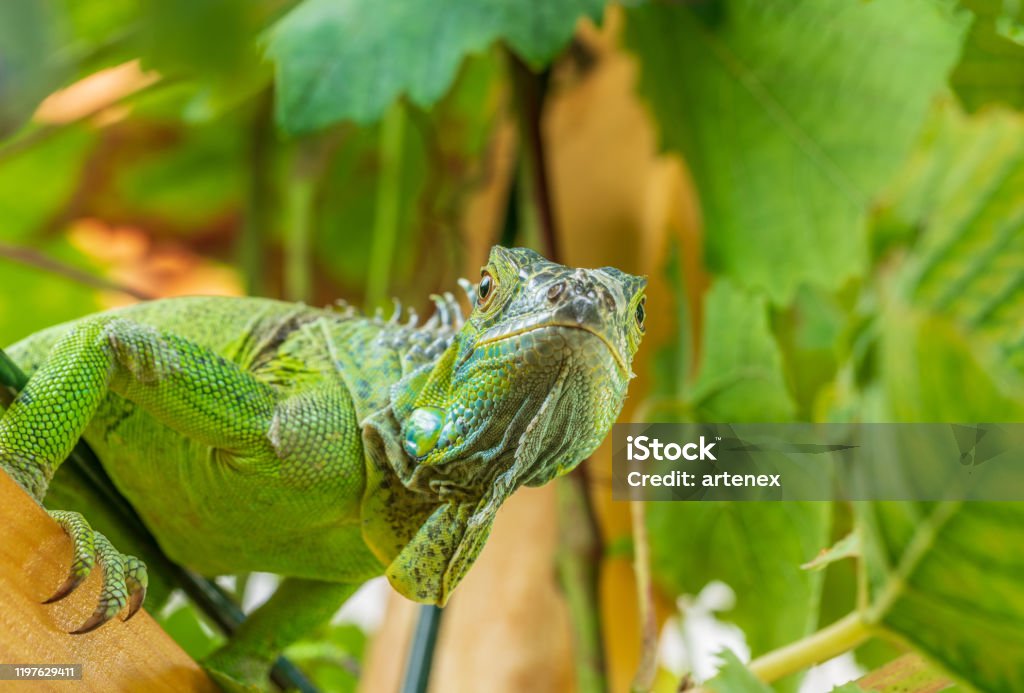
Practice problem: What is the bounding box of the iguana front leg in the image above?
[204,579,359,692]
[0,316,280,632]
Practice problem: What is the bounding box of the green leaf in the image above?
[857,501,1024,692]
[285,622,367,693]
[857,104,1024,693]
[855,653,957,693]
[647,279,820,682]
[880,305,1024,421]
[266,0,605,132]
[0,0,68,138]
[875,104,1024,417]
[704,650,772,693]
[842,102,1024,692]
[951,0,1024,111]
[691,280,796,421]
[156,600,225,661]
[107,118,248,231]
[624,0,967,302]
[649,502,830,666]
[802,531,860,572]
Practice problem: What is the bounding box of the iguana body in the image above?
[0,246,646,689]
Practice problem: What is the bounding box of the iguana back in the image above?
[6,296,389,581]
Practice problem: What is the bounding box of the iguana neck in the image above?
[321,294,467,430]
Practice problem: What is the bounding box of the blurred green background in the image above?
[1,0,1022,691]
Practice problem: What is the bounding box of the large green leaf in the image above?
[857,501,1024,692]
[266,0,605,132]
[856,103,1024,692]
[951,0,1024,111]
[624,0,967,302]
[875,104,1024,415]
[647,282,825,680]
[646,277,796,421]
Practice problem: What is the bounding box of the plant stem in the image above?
[508,53,559,260]
[240,91,274,297]
[284,138,325,303]
[366,102,406,310]
[747,611,872,683]
[556,478,608,693]
[630,501,658,693]
[0,242,154,301]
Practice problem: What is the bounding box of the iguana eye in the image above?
[478,272,495,307]
[635,298,646,331]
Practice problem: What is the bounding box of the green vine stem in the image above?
[284,143,317,303]
[747,611,872,683]
[365,102,407,310]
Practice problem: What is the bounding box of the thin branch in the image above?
[508,53,560,261]
[0,242,155,301]
[630,501,658,692]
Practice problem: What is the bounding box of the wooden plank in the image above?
[0,472,216,692]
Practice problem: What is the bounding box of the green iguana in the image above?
[0,246,646,689]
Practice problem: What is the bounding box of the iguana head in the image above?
[363,246,646,604]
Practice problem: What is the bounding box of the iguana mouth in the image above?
[473,322,628,375]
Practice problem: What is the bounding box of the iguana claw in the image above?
[43,573,87,604]
[46,510,148,633]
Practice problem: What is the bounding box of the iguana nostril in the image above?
[547,282,565,301]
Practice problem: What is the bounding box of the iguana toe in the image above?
[123,555,148,621]
[45,510,97,603]
[46,509,148,633]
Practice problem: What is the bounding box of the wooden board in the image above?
[0,472,215,692]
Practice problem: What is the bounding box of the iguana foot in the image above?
[46,510,148,633]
